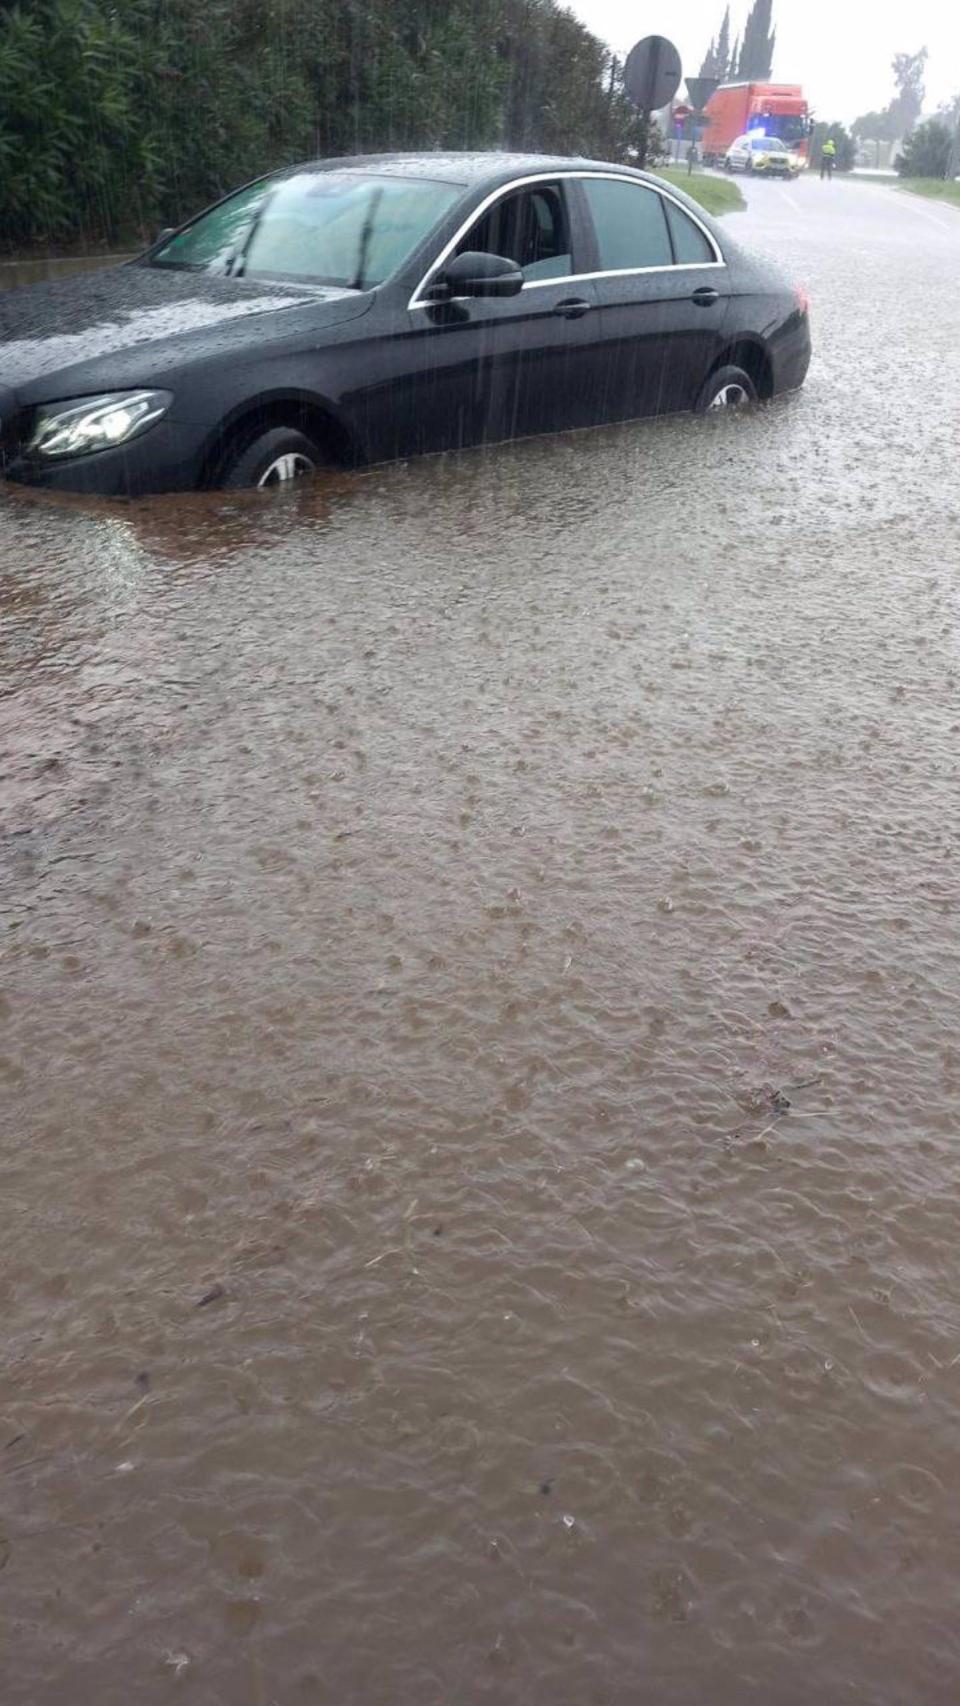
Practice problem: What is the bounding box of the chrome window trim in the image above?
[407,169,725,309]
[522,261,720,288]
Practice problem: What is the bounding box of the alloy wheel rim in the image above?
[257,452,315,488]
[708,383,750,411]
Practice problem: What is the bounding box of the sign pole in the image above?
[638,37,659,169]
[683,77,719,168]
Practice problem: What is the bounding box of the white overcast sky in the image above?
[566,0,960,125]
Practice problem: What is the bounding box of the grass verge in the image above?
[897,178,960,209]
[654,167,745,216]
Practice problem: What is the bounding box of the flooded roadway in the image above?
[3,175,960,1705]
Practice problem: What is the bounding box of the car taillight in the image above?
[794,285,810,316]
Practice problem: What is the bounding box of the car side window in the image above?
[580,178,672,272]
[455,184,572,281]
[663,198,715,265]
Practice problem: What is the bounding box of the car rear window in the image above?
[581,177,672,272]
[664,199,715,265]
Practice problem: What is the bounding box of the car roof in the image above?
[285,150,675,192]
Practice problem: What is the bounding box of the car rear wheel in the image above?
[696,364,759,414]
[219,427,325,490]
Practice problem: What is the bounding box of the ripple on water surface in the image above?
[3,183,960,1705]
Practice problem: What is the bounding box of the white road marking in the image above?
[891,195,955,232]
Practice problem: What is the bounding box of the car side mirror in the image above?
[430,250,523,300]
[155,228,175,247]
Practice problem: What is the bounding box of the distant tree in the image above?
[852,47,928,150]
[809,120,854,172]
[935,91,960,133]
[935,94,960,178]
[695,5,733,80]
[698,34,718,80]
[716,7,732,81]
[729,34,740,79]
[699,7,732,82]
[889,48,927,136]
[737,0,775,81]
[896,119,953,178]
[851,108,897,143]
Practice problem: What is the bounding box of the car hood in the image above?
[0,263,370,397]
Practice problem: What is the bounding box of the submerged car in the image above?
[0,152,811,495]
[725,134,802,177]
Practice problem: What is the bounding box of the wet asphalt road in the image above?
[3,175,960,1706]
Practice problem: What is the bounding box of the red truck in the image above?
[700,83,811,166]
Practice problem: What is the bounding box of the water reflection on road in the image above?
[3,177,960,1705]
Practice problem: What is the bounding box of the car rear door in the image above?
[369,177,600,457]
[574,174,732,421]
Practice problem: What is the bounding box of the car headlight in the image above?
[28,390,172,460]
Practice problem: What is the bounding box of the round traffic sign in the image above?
[623,35,682,113]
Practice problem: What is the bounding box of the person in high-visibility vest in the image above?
[820,137,837,180]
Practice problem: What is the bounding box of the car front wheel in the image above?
[696,364,759,414]
[219,426,325,490]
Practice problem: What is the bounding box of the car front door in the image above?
[361,178,601,458]
[575,174,732,422]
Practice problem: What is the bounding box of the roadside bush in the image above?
[895,119,954,178]
[0,0,641,248]
[0,0,159,244]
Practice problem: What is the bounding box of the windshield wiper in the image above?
[228,188,278,279]
[349,187,384,290]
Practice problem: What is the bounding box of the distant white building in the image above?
[854,138,900,171]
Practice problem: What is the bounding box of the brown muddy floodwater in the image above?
[3,179,960,1706]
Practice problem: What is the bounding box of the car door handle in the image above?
[553,297,592,319]
[691,287,720,308]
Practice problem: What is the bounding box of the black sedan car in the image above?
[0,153,810,495]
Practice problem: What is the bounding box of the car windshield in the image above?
[761,115,808,145]
[150,171,462,288]
[751,137,787,152]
